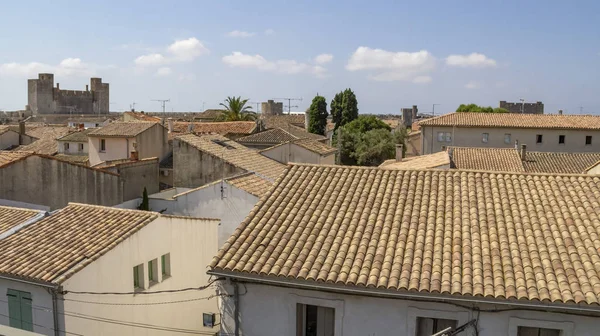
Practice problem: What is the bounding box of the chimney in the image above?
[167,118,174,133]
[161,118,165,126]
[79,123,85,130]
[19,121,25,135]
[520,144,527,161]
[395,144,403,162]
[85,84,89,91]
[130,151,139,161]
[441,145,446,151]
[187,122,194,133]
[305,112,310,130]
[558,109,563,115]
[56,83,60,90]
[141,111,145,114]
[514,139,519,149]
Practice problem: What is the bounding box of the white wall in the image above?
[217,282,596,336]
[0,279,55,336]
[57,141,88,155]
[261,143,334,165]
[88,137,134,166]
[61,216,220,336]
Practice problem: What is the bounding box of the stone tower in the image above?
[261,100,284,116]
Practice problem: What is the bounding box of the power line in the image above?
[61,293,225,306]
[0,311,83,336]
[274,97,303,114]
[151,99,171,113]
[61,278,219,295]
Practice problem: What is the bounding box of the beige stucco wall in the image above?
[136,124,169,162]
[61,215,220,336]
[587,164,600,175]
[57,140,88,155]
[88,125,168,166]
[261,143,334,164]
[0,131,19,150]
[88,137,134,166]
[422,126,600,154]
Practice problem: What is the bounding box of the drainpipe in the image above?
[51,289,60,336]
[234,281,240,336]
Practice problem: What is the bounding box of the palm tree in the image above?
[217,96,257,121]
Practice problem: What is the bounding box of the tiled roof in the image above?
[194,109,224,120]
[286,125,328,141]
[0,203,158,284]
[0,151,33,168]
[173,121,256,136]
[449,147,600,174]
[261,115,306,129]
[419,112,600,130]
[0,205,42,236]
[292,138,337,155]
[237,128,299,144]
[123,111,162,122]
[380,151,449,169]
[0,126,14,135]
[226,173,273,198]
[53,154,89,165]
[57,129,93,142]
[177,134,285,180]
[17,126,74,155]
[450,147,525,172]
[88,122,158,137]
[211,164,600,307]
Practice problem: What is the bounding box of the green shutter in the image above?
[7,289,33,331]
[161,255,166,275]
[148,261,153,281]
[133,266,140,288]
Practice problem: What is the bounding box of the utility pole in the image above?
[274,97,303,114]
[151,99,170,113]
[432,104,440,117]
[130,102,136,112]
[519,98,525,114]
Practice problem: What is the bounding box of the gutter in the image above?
[0,211,47,240]
[208,270,600,315]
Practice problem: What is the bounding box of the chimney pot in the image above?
[167,118,174,133]
[85,84,89,91]
[520,144,527,161]
[130,151,139,161]
[441,145,446,151]
[396,144,404,162]
[558,109,563,115]
[56,83,60,90]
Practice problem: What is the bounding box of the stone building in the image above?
[27,73,109,115]
[401,105,418,127]
[499,100,543,114]
[260,100,283,116]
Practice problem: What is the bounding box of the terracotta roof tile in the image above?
[449,147,600,174]
[53,154,89,165]
[0,205,42,236]
[226,173,274,198]
[292,138,336,155]
[419,112,600,130]
[211,164,600,307]
[57,129,93,142]
[123,111,162,122]
[173,121,256,136]
[237,128,299,144]
[17,126,74,155]
[380,151,450,169]
[88,122,159,137]
[0,203,158,284]
[177,134,285,180]
[261,115,306,129]
[0,151,34,168]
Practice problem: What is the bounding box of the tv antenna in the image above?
[274,97,303,114]
[130,102,136,111]
[151,99,170,113]
[249,101,261,113]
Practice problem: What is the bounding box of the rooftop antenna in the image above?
[249,101,261,114]
[130,102,136,112]
[580,106,584,114]
[274,97,303,114]
[151,99,170,113]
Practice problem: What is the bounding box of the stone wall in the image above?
[261,100,284,116]
[499,101,544,114]
[104,158,160,201]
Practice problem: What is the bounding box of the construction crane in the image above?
[151,99,170,113]
[274,97,303,114]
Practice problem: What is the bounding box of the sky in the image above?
[0,0,599,115]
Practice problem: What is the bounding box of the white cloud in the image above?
[134,37,208,68]
[446,53,497,68]
[167,37,209,61]
[0,58,96,77]
[314,54,333,64]
[465,80,482,89]
[346,47,435,82]
[178,73,196,81]
[227,30,256,38]
[134,53,167,67]
[156,67,172,76]
[222,51,328,77]
[412,76,432,84]
[264,29,275,35]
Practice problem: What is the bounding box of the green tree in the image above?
[307,95,328,135]
[137,187,150,211]
[330,92,343,126]
[338,115,404,166]
[217,96,257,121]
[456,104,508,113]
[331,89,359,144]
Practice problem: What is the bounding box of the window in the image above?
[482,133,489,143]
[7,289,33,331]
[444,132,451,143]
[586,136,592,145]
[63,143,70,151]
[416,317,457,336]
[517,326,561,336]
[133,264,144,290]
[536,134,543,144]
[296,303,334,336]
[437,132,445,142]
[148,259,158,284]
[161,253,171,277]
[78,143,84,152]
[100,139,106,152]
[505,133,511,144]
[558,135,565,144]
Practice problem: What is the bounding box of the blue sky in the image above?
[1,0,598,114]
